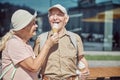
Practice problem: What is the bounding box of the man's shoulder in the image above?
[67,31,79,37]
[37,31,49,38]
[67,31,82,41]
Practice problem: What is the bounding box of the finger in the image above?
[82,71,90,75]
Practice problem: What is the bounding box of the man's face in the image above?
[48,8,69,32]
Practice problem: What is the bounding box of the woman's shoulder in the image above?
[7,36,22,45]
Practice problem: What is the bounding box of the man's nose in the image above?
[53,14,58,20]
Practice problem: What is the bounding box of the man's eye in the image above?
[49,14,54,16]
[57,13,64,16]
[49,13,64,17]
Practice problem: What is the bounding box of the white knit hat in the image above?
[11,9,37,31]
[48,4,67,15]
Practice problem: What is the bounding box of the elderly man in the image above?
[34,4,90,80]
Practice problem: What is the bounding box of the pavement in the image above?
[88,60,120,67]
[84,51,120,56]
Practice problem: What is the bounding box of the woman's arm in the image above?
[19,34,58,72]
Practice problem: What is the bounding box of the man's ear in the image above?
[65,15,69,23]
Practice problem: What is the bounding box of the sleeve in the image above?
[76,34,85,60]
[76,34,89,71]
[7,40,32,65]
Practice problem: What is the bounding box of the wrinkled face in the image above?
[21,19,38,38]
[48,8,69,32]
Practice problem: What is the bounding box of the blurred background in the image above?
[0,0,120,79]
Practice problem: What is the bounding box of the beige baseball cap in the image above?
[11,9,37,31]
[48,4,68,15]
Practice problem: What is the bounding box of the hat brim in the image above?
[49,7,65,14]
[13,11,37,31]
[48,4,68,15]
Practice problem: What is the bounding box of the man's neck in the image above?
[58,28,66,38]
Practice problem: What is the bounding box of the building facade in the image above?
[0,0,120,51]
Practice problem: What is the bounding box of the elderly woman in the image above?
[0,9,58,80]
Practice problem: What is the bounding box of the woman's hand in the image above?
[51,33,59,44]
[46,33,59,47]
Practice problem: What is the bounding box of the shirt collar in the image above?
[48,29,70,38]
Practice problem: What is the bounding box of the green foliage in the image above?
[85,55,120,61]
